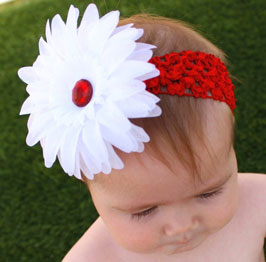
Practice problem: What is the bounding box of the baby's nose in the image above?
[163,215,198,237]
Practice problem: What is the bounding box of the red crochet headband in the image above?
[145,50,236,114]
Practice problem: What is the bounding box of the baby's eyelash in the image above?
[131,189,223,220]
[131,206,157,220]
[199,188,223,200]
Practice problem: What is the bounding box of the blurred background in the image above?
[0,0,265,261]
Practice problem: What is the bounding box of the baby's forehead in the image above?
[91,145,233,198]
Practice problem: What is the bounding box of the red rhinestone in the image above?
[72,79,93,107]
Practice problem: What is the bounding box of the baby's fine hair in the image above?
[83,14,236,184]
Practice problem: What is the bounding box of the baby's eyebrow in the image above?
[195,171,234,195]
[115,202,164,213]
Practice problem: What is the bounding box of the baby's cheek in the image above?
[107,219,161,253]
[205,184,238,233]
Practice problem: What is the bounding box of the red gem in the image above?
[72,79,93,107]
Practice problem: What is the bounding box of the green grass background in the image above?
[0,0,265,261]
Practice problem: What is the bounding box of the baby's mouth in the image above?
[174,238,192,245]
[170,233,194,245]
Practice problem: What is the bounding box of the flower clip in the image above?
[18,4,161,180]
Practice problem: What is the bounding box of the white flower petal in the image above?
[81,120,109,165]
[85,10,119,55]
[112,60,157,80]
[127,49,153,61]
[100,124,137,153]
[97,102,131,132]
[101,10,119,23]
[105,142,124,170]
[66,5,79,31]
[136,142,145,152]
[79,3,99,29]
[42,125,64,168]
[18,67,38,84]
[26,81,47,95]
[137,68,160,81]
[51,15,71,58]
[26,113,53,146]
[27,89,49,104]
[59,125,82,174]
[51,16,79,60]
[117,92,160,118]
[111,23,133,36]
[105,79,146,101]
[149,105,162,117]
[101,164,111,174]
[80,144,101,178]
[135,42,157,51]
[51,14,65,36]
[102,40,136,76]
[78,5,99,49]
[73,152,82,179]
[32,55,53,76]
[133,28,144,40]
[39,37,50,56]
[111,26,142,42]
[20,97,34,115]
[131,124,150,143]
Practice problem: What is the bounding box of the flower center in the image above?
[72,79,93,107]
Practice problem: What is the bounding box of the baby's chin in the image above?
[160,235,206,256]
[160,236,206,256]
[123,233,209,258]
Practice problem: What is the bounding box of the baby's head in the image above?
[83,15,238,255]
[18,5,238,256]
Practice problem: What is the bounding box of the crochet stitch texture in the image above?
[145,50,236,113]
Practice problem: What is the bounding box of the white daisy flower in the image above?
[18,4,161,180]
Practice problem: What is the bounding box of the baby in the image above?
[63,13,266,262]
[18,4,266,262]
[62,14,266,262]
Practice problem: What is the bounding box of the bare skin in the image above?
[62,173,266,262]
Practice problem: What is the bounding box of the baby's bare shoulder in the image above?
[238,172,266,237]
[238,172,266,200]
[62,217,117,262]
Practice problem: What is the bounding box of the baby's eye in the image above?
[131,206,157,220]
[199,188,223,200]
